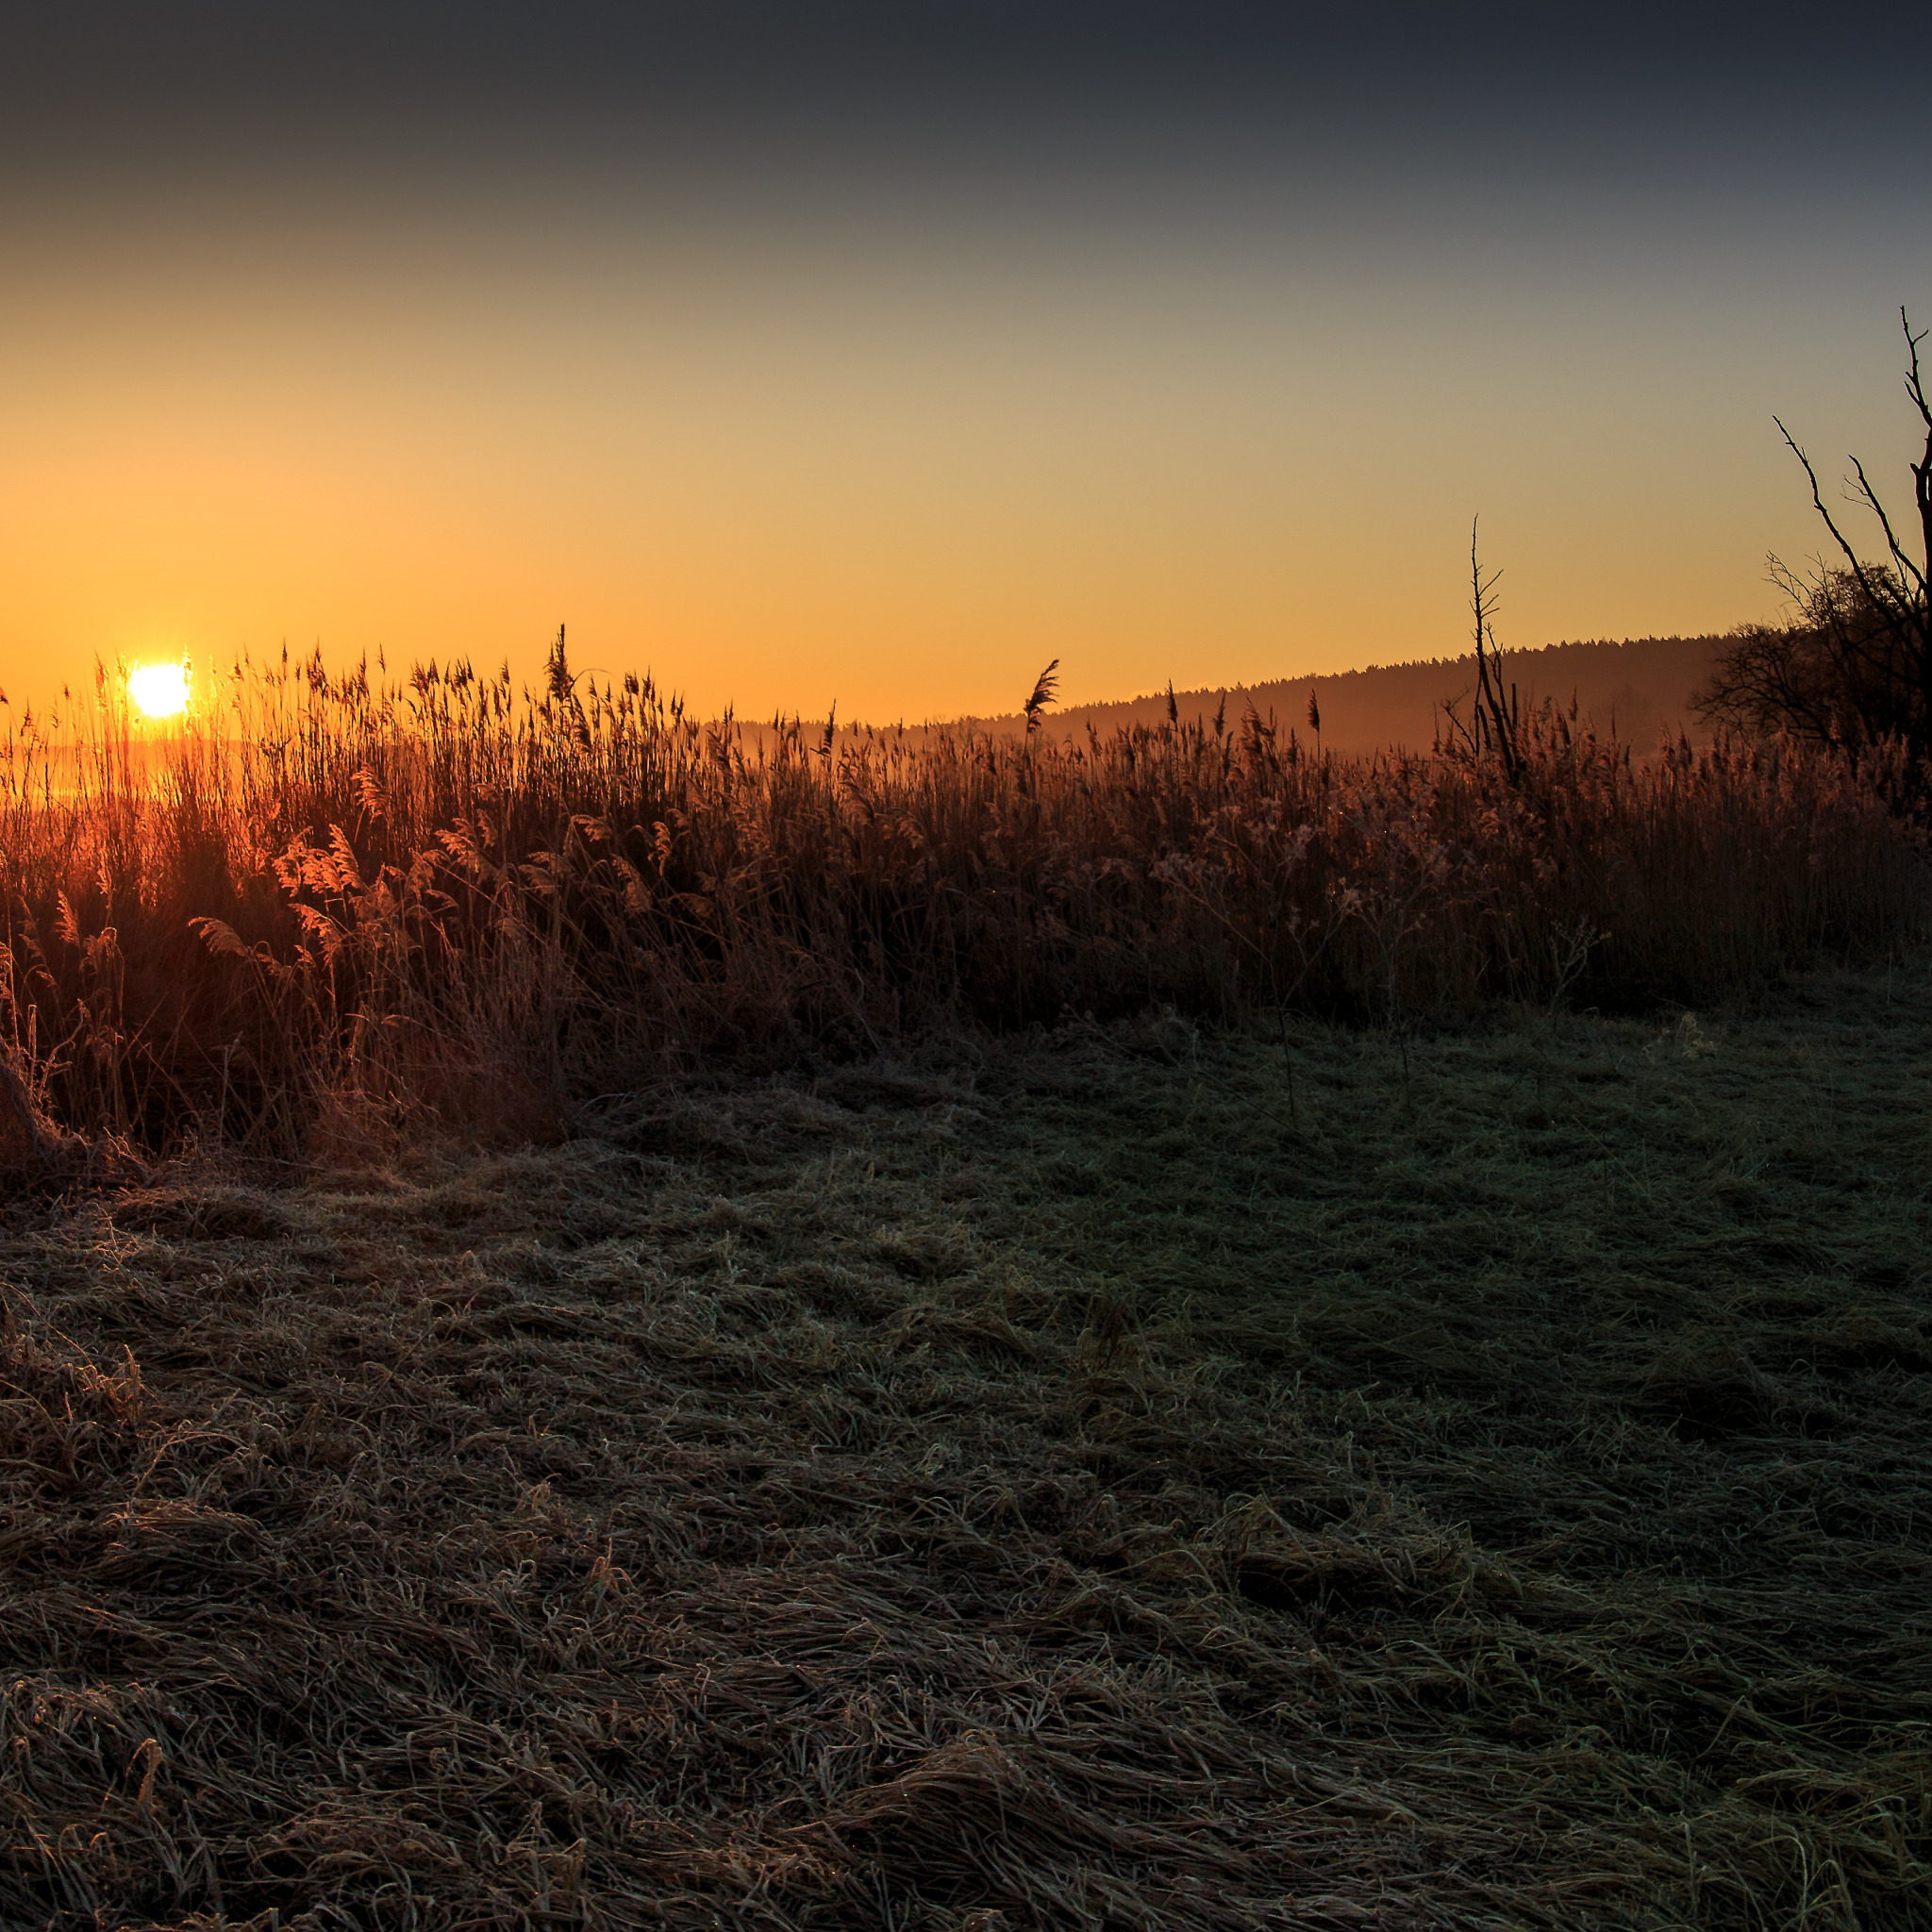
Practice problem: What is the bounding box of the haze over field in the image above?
[2,4,1928,723]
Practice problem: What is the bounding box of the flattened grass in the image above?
[2,959,1929,1928]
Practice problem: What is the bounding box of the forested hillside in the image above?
[949,635,1725,755]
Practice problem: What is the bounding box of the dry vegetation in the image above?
[1,639,1926,1169]
[2,646,1930,1927]
[2,963,1929,1928]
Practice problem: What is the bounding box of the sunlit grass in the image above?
[1,631,1927,1169]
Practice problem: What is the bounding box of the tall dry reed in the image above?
[3,637,1926,1162]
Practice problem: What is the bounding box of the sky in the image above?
[2,3,1928,724]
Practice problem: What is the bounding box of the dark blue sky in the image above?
[7,4,1922,174]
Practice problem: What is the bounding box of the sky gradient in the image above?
[3,4,1928,723]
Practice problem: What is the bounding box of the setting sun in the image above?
[128,661,191,719]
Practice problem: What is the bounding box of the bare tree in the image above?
[1440,519,1524,778]
[1699,308,1932,757]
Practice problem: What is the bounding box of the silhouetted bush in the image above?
[1699,309,1932,759]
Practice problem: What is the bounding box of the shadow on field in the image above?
[2,959,1929,1929]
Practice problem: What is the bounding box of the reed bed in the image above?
[3,638,1927,1170]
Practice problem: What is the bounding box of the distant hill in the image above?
[944,635,1726,756]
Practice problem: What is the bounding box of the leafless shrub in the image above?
[1700,308,1932,758]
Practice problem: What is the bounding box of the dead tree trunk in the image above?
[1470,520,1522,781]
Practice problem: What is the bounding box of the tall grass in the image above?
[3,637,1926,1164]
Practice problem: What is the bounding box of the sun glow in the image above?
[128,661,191,720]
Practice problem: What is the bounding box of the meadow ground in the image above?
[2,958,1929,1930]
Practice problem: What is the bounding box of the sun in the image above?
[128,661,191,720]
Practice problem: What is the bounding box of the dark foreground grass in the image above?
[2,959,1929,1929]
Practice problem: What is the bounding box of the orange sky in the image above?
[3,14,1927,724]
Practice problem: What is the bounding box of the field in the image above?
[3,958,1930,1929]
[2,652,1931,1927]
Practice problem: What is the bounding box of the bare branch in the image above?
[1848,455,1926,598]
[1776,417,1909,627]
[1906,308,1932,621]
[1468,518,1519,780]
[1904,305,1931,432]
